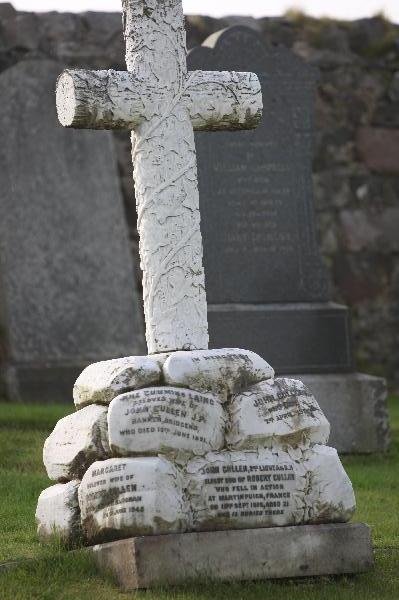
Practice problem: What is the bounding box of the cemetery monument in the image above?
[189,26,389,454]
[0,60,144,404]
[36,0,373,589]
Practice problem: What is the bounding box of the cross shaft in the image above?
[56,0,262,355]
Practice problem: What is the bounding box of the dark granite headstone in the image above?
[0,60,145,402]
[188,27,352,374]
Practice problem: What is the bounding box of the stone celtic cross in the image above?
[56,0,262,355]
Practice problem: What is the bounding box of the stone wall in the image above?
[0,3,398,388]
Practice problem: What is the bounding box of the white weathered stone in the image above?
[125,0,208,354]
[73,356,161,408]
[227,378,330,450]
[57,69,262,132]
[56,0,263,355]
[186,446,355,532]
[108,387,225,461]
[151,352,172,368]
[163,348,274,400]
[304,445,356,521]
[35,481,81,544]
[43,404,110,481]
[79,457,189,543]
[186,70,262,131]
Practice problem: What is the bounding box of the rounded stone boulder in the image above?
[73,355,161,408]
[107,387,225,461]
[227,378,330,450]
[186,446,355,532]
[79,457,190,543]
[163,348,274,401]
[43,404,110,481]
[35,481,81,544]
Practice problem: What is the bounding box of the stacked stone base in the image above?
[36,348,372,586]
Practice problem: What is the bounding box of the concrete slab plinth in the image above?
[91,522,373,590]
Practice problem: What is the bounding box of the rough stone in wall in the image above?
[357,127,399,173]
[0,5,125,71]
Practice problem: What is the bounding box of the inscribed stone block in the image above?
[227,378,330,450]
[189,27,329,305]
[186,446,355,531]
[79,457,189,543]
[108,387,225,460]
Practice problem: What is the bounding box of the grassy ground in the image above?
[0,399,398,599]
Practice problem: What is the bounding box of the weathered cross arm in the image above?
[56,69,262,132]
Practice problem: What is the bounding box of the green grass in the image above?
[343,397,399,550]
[0,403,70,561]
[0,399,398,599]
